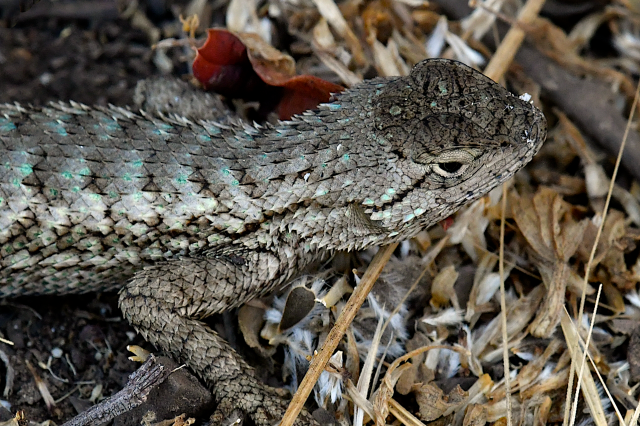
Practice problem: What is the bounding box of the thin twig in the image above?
[280,243,399,426]
[482,0,546,82]
[498,183,512,426]
[61,355,169,426]
[569,286,605,426]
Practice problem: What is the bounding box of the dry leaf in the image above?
[396,332,433,395]
[279,285,317,332]
[412,382,467,421]
[430,265,460,310]
[512,187,588,337]
[238,304,276,358]
[463,404,487,426]
[193,29,343,119]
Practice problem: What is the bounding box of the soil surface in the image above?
[0,1,232,424]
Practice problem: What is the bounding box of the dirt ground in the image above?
[0,1,222,424]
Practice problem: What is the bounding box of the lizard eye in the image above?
[416,148,481,178]
[439,162,463,173]
[433,161,468,178]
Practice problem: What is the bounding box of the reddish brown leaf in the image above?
[277,75,344,121]
[192,29,265,98]
[193,29,344,120]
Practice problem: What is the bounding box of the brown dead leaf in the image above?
[512,187,589,337]
[602,281,626,314]
[312,0,366,66]
[412,9,441,33]
[412,382,467,421]
[515,339,563,394]
[519,366,570,400]
[581,210,640,291]
[529,169,586,196]
[396,332,433,395]
[472,285,545,358]
[430,265,460,310]
[512,189,552,262]
[235,32,296,80]
[345,323,361,386]
[529,260,572,337]
[362,1,395,44]
[238,304,276,358]
[463,404,487,426]
[278,286,316,332]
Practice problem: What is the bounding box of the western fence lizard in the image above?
[0,59,546,425]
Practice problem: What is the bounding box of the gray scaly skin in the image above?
[0,59,546,424]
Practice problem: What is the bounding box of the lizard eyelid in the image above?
[417,149,477,165]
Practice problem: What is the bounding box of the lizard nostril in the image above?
[526,123,538,143]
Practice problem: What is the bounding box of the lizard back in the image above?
[0,59,547,296]
[0,101,348,294]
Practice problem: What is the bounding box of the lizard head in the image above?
[344,59,547,244]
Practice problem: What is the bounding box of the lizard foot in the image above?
[119,257,320,426]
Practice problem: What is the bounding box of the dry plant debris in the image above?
[4,0,640,425]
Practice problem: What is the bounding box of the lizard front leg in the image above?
[118,251,320,425]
